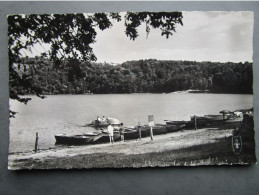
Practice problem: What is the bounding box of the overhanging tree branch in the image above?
[8,12,183,117]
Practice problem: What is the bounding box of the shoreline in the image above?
[14,91,253,96]
[8,119,256,169]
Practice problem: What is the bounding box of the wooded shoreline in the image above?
[13,58,253,96]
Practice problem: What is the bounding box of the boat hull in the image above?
[92,132,121,143]
[55,124,185,145]
[55,134,93,145]
[123,124,184,139]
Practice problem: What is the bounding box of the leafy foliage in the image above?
[8,12,183,117]
[125,12,183,40]
[16,58,253,96]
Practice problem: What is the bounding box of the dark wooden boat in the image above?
[123,123,184,139]
[190,115,229,127]
[92,131,121,143]
[166,124,185,132]
[189,116,210,127]
[55,131,122,145]
[141,124,185,134]
[166,120,187,125]
[55,134,95,145]
[122,126,149,140]
[166,119,198,128]
[123,129,142,140]
[166,120,193,127]
[204,114,229,121]
[190,116,207,120]
[141,124,168,135]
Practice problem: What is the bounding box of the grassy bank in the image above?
[8,118,256,169]
[11,136,256,169]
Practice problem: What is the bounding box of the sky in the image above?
[22,11,254,64]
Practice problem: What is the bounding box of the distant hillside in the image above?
[12,58,253,95]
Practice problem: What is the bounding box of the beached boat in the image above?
[204,114,229,121]
[123,129,143,140]
[165,114,232,129]
[190,115,230,126]
[123,123,184,139]
[189,116,210,127]
[92,131,121,143]
[55,131,121,145]
[140,124,168,135]
[190,116,207,120]
[166,124,185,132]
[141,124,185,134]
[55,134,95,145]
[88,117,122,128]
[166,120,193,127]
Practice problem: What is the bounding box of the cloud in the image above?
[91,11,253,63]
[21,11,253,64]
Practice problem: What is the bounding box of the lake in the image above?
[9,93,253,153]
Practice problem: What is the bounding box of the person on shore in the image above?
[107,123,114,144]
[194,115,197,130]
[137,122,142,140]
[119,123,124,142]
[97,116,101,126]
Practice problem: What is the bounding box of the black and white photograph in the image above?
[7,11,256,169]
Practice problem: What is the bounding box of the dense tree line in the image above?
[12,57,253,95]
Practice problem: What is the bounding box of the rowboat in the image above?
[166,120,188,125]
[123,129,143,140]
[190,116,207,120]
[140,124,185,134]
[166,120,193,127]
[55,131,121,145]
[166,124,185,132]
[55,134,95,145]
[189,116,210,127]
[204,114,229,121]
[190,115,229,126]
[123,123,184,139]
[92,131,121,143]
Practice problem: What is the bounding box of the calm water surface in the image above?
[9,93,253,153]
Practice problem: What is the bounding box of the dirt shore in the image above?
[8,119,256,169]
